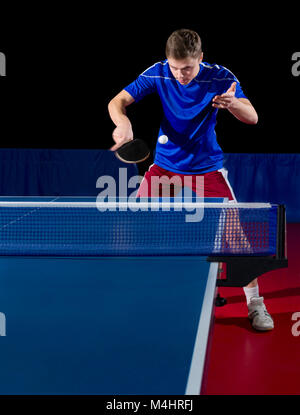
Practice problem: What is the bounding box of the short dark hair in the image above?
[165,29,202,59]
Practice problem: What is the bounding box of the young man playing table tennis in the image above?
[108,29,274,331]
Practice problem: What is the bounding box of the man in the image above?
[108,28,274,331]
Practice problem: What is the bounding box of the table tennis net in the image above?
[0,200,278,256]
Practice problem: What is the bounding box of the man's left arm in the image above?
[212,82,258,125]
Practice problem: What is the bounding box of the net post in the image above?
[208,203,288,287]
[276,204,287,260]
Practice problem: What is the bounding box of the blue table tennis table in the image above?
[0,196,282,395]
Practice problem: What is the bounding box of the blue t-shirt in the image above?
[124,60,248,174]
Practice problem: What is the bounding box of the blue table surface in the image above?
[0,255,217,395]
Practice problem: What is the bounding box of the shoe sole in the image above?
[252,324,274,331]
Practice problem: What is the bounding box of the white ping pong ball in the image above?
[158,135,168,144]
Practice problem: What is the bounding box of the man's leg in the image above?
[244,278,274,331]
[190,168,275,331]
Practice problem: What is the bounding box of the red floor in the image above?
[204,223,300,395]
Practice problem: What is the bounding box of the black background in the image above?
[0,6,299,153]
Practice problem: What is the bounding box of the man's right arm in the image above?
[108,90,135,150]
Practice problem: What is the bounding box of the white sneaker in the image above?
[248,297,274,331]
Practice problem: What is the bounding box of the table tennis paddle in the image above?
[114,139,150,164]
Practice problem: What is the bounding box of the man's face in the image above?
[168,54,203,85]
